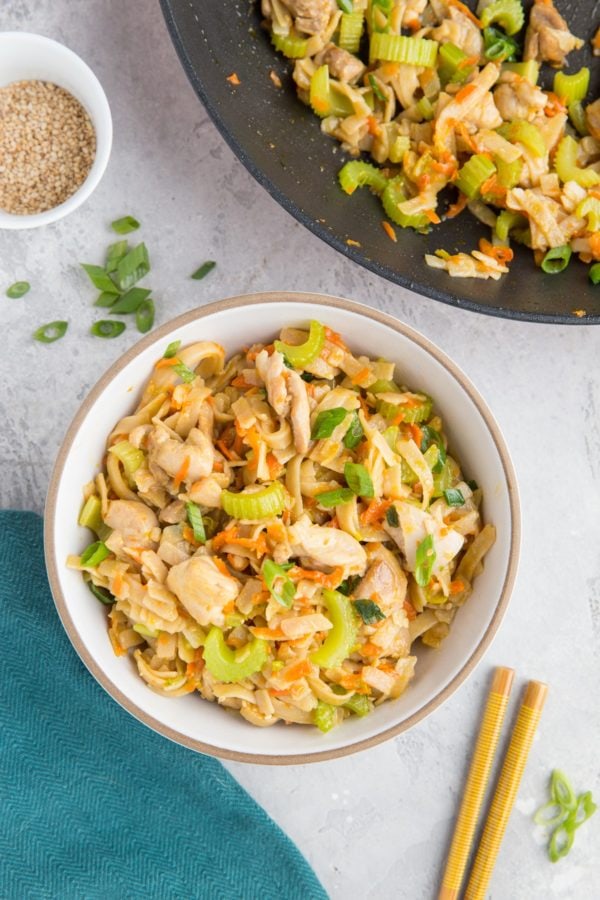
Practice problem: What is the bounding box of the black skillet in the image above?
[160,0,600,323]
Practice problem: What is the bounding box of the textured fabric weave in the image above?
[0,511,327,900]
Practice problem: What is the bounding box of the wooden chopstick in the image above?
[464,680,548,900]
[438,667,515,900]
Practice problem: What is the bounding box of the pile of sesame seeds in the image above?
[0,80,96,215]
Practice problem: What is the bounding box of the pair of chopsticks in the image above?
[438,668,548,900]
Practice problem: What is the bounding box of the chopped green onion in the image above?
[480,0,524,35]
[111,215,140,234]
[172,361,197,383]
[369,33,438,67]
[386,505,399,527]
[311,408,347,440]
[554,68,590,105]
[262,559,296,608]
[551,770,577,811]
[589,263,600,285]
[344,462,374,498]
[87,581,115,605]
[95,291,120,308]
[6,281,30,298]
[109,287,152,314]
[313,700,338,732]
[483,26,518,62]
[315,488,355,507]
[81,263,118,293]
[415,534,436,587]
[572,791,597,828]
[105,240,129,273]
[337,0,353,12]
[301,372,316,382]
[338,160,388,196]
[444,488,465,507]
[80,541,110,567]
[343,693,371,717]
[163,340,181,358]
[368,73,386,102]
[136,298,155,334]
[353,598,385,624]
[91,320,126,339]
[343,412,364,449]
[548,824,575,863]
[274,320,326,368]
[33,321,68,343]
[191,260,216,280]
[337,574,361,597]
[185,501,207,543]
[420,425,446,472]
[541,246,572,275]
[534,802,567,828]
[221,482,286,519]
[113,242,150,291]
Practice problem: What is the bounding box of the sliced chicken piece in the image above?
[434,63,500,154]
[431,8,483,59]
[384,502,464,579]
[357,544,407,613]
[157,525,193,567]
[506,188,565,249]
[104,500,158,547]
[287,514,367,574]
[493,81,547,122]
[148,426,213,486]
[287,369,311,453]
[282,0,336,35]
[255,349,290,417]
[319,45,365,83]
[586,98,600,142]
[524,0,583,67]
[187,475,225,508]
[166,555,240,628]
[464,92,502,131]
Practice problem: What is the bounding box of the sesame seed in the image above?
[0,80,96,215]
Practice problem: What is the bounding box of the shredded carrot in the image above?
[360,642,381,659]
[360,499,392,526]
[449,579,465,595]
[231,375,254,389]
[403,599,417,621]
[338,673,370,693]
[594,30,600,49]
[227,533,269,556]
[479,238,514,265]
[112,572,125,599]
[222,600,236,615]
[455,83,477,104]
[281,659,312,682]
[172,455,190,491]
[212,526,238,550]
[154,357,179,370]
[590,233,600,259]
[214,558,230,577]
[266,522,287,542]
[212,459,224,473]
[416,173,431,191]
[445,193,469,219]
[250,627,286,640]
[455,122,479,154]
[458,54,479,70]
[381,220,397,242]
[351,366,371,386]
[324,326,348,350]
[408,423,423,446]
[266,452,282,478]
[447,0,481,27]
[424,208,441,225]
[226,72,241,85]
[479,175,506,198]
[367,115,380,137]
[381,62,399,77]
[391,410,405,426]
[182,525,197,545]
[289,565,344,590]
[216,439,238,461]
[544,92,566,118]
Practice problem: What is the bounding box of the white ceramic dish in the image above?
[45,293,520,764]
[0,32,112,230]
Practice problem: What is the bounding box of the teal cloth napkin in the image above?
[0,511,327,900]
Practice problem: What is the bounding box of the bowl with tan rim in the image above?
[44,292,520,764]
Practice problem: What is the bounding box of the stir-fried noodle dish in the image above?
[70,321,495,732]
[262,0,600,281]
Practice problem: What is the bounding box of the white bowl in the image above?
[45,293,520,764]
[0,32,112,229]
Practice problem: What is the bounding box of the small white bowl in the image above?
[45,293,520,764]
[0,32,112,229]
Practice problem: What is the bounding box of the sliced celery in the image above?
[311,590,358,669]
[376,393,433,424]
[338,11,365,54]
[495,210,527,242]
[370,33,438,67]
[381,177,430,230]
[455,155,496,200]
[343,693,372,717]
[108,440,145,479]
[274,319,325,367]
[309,65,354,118]
[203,627,268,683]
[313,701,338,732]
[271,30,309,59]
[554,68,590,104]
[568,102,589,138]
[338,160,388,196]
[389,135,410,164]
[494,156,523,189]
[480,0,524,35]
[78,495,105,538]
[221,482,286,520]
[502,61,539,84]
[499,120,546,157]
[554,136,600,188]
[577,197,600,232]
